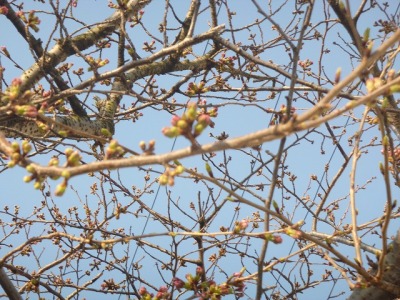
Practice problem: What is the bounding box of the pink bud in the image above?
[196,266,203,275]
[273,235,283,244]
[172,277,185,289]
[138,286,147,295]
[171,115,180,126]
[11,78,22,86]
[0,6,8,15]
[197,114,211,126]
[239,219,249,230]
[158,286,168,292]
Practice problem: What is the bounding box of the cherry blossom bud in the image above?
[171,115,180,126]
[196,266,203,275]
[138,286,147,296]
[172,277,185,290]
[162,126,180,138]
[159,174,168,185]
[185,103,197,121]
[0,6,8,15]
[55,181,67,196]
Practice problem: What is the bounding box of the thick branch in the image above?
[348,231,400,299]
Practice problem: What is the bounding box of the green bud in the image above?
[61,170,71,179]
[23,175,34,183]
[21,140,32,154]
[273,200,280,213]
[26,164,35,173]
[176,119,189,131]
[33,181,42,190]
[175,165,184,175]
[382,135,389,146]
[11,141,20,152]
[185,103,197,121]
[109,139,119,149]
[55,181,67,196]
[57,130,68,137]
[65,148,74,156]
[363,27,370,42]
[159,174,169,185]
[162,126,180,138]
[48,157,59,166]
[7,161,16,168]
[205,162,214,178]
[11,152,21,162]
[390,84,400,94]
[100,128,112,137]
[194,123,205,136]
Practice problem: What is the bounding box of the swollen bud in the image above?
[185,103,197,121]
[21,140,32,154]
[334,68,341,84]
[159,174,168,185]
[162,126,180,138]
[55,181,67,196]
[205,162,214,178]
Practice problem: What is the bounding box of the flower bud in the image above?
[159,174,168,185]
[23,175,34,183]
[176,119,189,131]
[194,123,206,136]
[162,126,180,138]
[11,141,20,152]
[55,181,67,196]
[48,157,59,166]
[61,170,71,179]
[139,141,146,151]
[175,165,184,175]
[185,103,197,121]
[171,115,180,126]
[26,164,35,173]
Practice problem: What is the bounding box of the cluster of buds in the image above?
[269,104,296,125]
[158,164,184,186]
[172,267,246,298]
[25,277,39,292]
[142,40,156,52]
[382,147,400,171]
[366,77,384,93]
[86,55,109,71]
[100,278,120,291]
[114,203,127,220]
[17,10,41,32]
[13,104,38,118]
[3,77,32,102]
[217,52,237,73]
[367,71,400,96]
[96,39,111,49]
[162,102,216,141]
[283,221,304,239]
[54,148,82,196]
[187,81,208,96]
[8,140,31,168]
[57,62,74,75]
[139,140,155,155]
[105,140,125,159]
[298,59,313,70]
[261,233,283,244]
[24,163,46,190]
[138,286,170,300]
[233,219,249,234]
[128,9,145,26]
